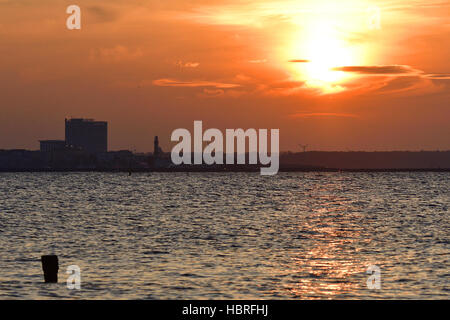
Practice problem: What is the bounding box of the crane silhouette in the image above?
[299,144,308,152]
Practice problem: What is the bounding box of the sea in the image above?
[0,172,448,299]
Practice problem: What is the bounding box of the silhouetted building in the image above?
[154,136,162,159]
[65,118,107,153]
[149,135,170,169]
[0,150,44,169]
[39,140,66,153]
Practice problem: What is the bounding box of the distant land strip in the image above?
[1,151,449,172]
[0,167,449,173]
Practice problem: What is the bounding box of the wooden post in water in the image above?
[41,255,59,283]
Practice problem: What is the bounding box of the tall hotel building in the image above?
[65,118,108,153]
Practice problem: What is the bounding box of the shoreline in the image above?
[1,168,449,173]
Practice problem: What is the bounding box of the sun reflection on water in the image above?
[278,180,378,299]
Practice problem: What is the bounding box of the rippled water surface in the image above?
[0,172,448,299]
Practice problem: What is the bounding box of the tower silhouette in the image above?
[154,136,161,159]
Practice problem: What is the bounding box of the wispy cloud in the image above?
[152,78,240,88]
[290,112,359,118]
[175,61,200,68]
[248,59,267,64]
[198,88,225,98]
[332,65,417,75]
[331,65,450,96]
[425,73,450,80]
[288,59,310,63]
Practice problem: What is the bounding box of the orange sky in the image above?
[0,0,449,152]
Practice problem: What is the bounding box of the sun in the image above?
[286,9,366,93]
[304,21,353,82]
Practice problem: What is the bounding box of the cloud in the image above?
[254,79,308,96]
[330,64,450,95]
[152,78,240,88]
[332,65,417,75]
[175,61,200,68]
[184,62,200,68]
[323,63,450,97]
[371,75,440,95]
[248,59,267,64]
[290,112,359,118]
[425,73,450,80]
[198,88,225,98]
[288,59,310,63]
[234,74,252,82]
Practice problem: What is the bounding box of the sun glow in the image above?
[285,2,370,93]
[289,19,358,93]
[304,22,353,81]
